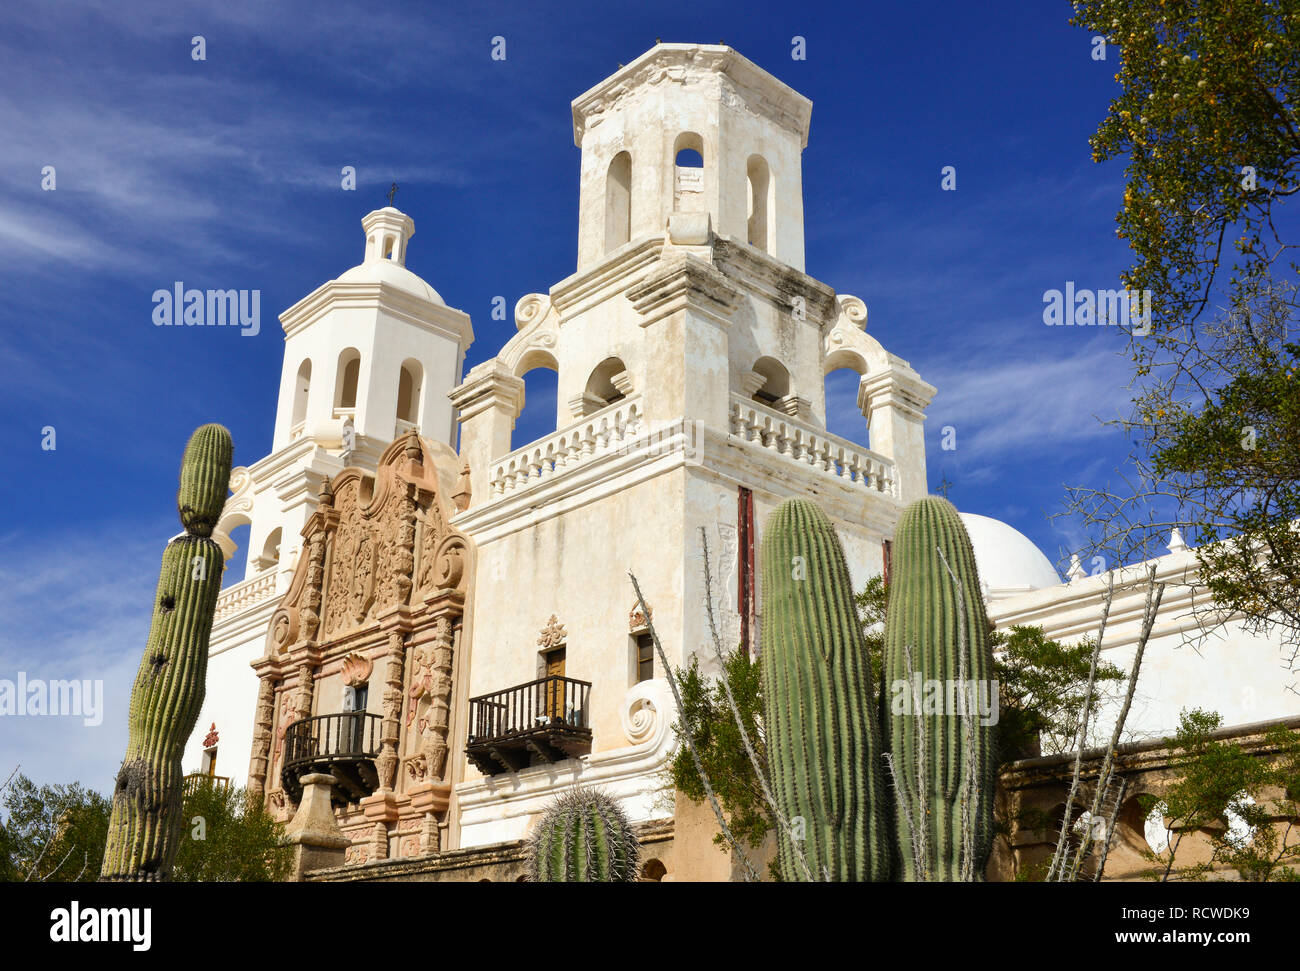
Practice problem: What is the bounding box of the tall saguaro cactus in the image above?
[759,498,891,881]
[883,495,997,881]
[528,789,641,882]
[101,424,233,881]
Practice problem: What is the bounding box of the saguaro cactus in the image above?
[759,497,891,881]
[527,789,641,882]
[101,424,233,881]
[883,495,997,881]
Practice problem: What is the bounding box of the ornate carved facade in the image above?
[248,429,473,860]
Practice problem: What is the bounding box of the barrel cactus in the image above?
[759,497,891,881]
[527,789,641,882]
[101,424,233,881]
[882,495,997,881]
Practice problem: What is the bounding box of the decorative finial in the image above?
[452,461,472,512]
[404,427,422,461]
[1067,554,1086,583]
[386,182,398,208]
[319,476,334,506]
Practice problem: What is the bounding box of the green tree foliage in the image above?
[1065,3,1300,663]
[1140,708,1300,881]
[172,781,291,882]
[1,775,289,882]
[1154,342,1300,655]
[668,648,770,850]
[994,626,1126,758]
[1071,1,1297,333]
[1,775,110,882]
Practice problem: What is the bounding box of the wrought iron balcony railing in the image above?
[281,712,381,805]
[466,675,592,775]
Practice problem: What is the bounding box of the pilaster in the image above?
[450,361,525,510]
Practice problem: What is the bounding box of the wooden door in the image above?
[544,647,566,720]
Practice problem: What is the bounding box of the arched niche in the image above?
[750,356,791,407]
[746,154,772,253]
[605,151,632,253]
[581,356,630,415]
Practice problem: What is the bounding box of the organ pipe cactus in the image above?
[759,497,891,881]
[882,495,997,881]
[101,424,233,881]
[527,789,641,882]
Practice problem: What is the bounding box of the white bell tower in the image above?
[272,205,474,460]
[572,43,812,273]
[189,203,474,790]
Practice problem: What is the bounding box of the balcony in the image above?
[281,712,381,805]
[466,676,592,776]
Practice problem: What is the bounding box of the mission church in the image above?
[182,43,1299,881]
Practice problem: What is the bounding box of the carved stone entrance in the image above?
[248,430,473,866]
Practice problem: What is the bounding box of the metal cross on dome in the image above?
[387,182,398,207]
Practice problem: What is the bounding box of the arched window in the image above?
[673,132,704,212]
[581,357,630,415]
[397,359,423,426]
[747,155,772,253]
[290,359,311,432]
[751,356,790,407]
[823,349,871,445]
[335,349,361,413]
[512,350,559,451]
[220,519,251,585]
[257,527,282,572]
[641,859,667,882]
[605,152,632,253]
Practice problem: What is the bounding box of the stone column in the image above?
[449,361,525,509]
[247,674,277,801]
[628,254,742,433]
[282,773,349,880]
[376,628,405,792]
[858,359,936,505]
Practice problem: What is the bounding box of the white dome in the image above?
[958,512,1061,597]
[336,259,445,305]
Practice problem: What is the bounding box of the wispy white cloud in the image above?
[0,523,165,793]
[922,340,1134,459]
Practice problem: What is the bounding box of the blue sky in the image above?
[0,0,1145,792]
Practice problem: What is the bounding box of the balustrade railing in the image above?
[214,570,279,622]
[729,395,897,496]
[488,396,642,498]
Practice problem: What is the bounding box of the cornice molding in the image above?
[627,254,743,329]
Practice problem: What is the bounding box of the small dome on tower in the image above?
[335,206,446,305]
[958,512,1062,599]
